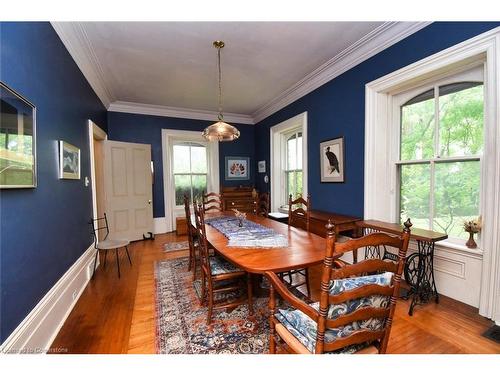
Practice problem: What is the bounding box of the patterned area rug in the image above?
[154,257,270,354]
[163,241,189,252]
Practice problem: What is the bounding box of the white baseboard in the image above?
[153,217,168,234]
[0,244,98,354]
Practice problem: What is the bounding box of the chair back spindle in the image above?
[254,192,270,217]
[288,194,311,232]
[203,191,223,212]
[193,200,211,278]
[184,194,194,247]
[89,213,110,246]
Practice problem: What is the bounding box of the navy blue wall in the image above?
[255,22,500,217]
[0,22,107,343]
[107,112,255,218]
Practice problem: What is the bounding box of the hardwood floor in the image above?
[50,233,500,354]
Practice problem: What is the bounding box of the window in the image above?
[285,131,303,201]
[270,112,308,212]
[397,77,484,242]
[172,142,207,206]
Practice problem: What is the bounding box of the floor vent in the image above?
[482,325,500,344]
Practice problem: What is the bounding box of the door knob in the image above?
[148,200,152,204]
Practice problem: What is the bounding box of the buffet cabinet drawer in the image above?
[224,199,255,212]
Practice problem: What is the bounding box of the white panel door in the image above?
[103,140,153,241]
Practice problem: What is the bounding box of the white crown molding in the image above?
[51,22,114,108]
[51,21,431,124]
[252,21,433,123]
[108,101,255,124]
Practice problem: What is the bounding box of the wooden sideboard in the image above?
[221,186,256,213]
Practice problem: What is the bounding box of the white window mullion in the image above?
[430,85,439,231]
[434,85,440,159]
[429,160,435,231]
[188,145,193,202]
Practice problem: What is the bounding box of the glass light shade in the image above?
[202,121,240,142]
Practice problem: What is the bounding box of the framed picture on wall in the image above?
[59,140,80,179]
[0,82,37,188]
[320,136,344,183]
[258,160,266,173]
[225,156,250,180]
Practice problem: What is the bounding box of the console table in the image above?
[356,220,448,316]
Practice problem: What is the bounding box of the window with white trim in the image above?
[270,112,308,212]
[395,67,484,243]
[285,130,303,201]
[172,141,208,206]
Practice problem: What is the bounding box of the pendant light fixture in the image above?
[202,40,240,142]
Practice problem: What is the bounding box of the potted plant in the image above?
[463,217,482,249]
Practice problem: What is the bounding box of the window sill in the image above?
[436,240,483,255]
[411,239,484,258]
[278,206,288,214]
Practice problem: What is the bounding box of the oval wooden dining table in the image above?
[201,211,328,274]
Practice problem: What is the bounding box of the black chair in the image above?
[90,213,131,278]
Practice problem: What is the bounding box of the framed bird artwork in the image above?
[319,136,344,182]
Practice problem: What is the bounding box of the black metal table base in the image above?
[402,240,439,315]
[363,229,439,316]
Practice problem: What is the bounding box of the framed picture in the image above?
[225,156,250,180]
[59,141,80,179]
[0,82,37,188]
[320,136,344,183]
[258,160,266,173]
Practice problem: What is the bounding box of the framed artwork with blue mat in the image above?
[225,156,250,180]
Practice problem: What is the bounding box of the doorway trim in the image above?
[161,129,219,232]
[88,119,107,224]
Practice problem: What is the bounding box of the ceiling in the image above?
[52,22,430,123]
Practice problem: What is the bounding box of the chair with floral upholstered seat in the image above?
[193,199,253,325]
[266,218,412,354]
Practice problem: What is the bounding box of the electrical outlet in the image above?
[72,290,78,300]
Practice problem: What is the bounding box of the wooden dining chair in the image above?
[203,191,223,212]
[266,218,412,354]
[193,200,253,325]
[282,194,312,296]
[254,191,270,217]
[184,194,200,280]
[288,194,311,232]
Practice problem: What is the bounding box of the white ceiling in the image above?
[52,22,430,123]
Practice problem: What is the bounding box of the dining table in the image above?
[199,211,330,275]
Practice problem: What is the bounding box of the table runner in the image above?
[205,216,288,248]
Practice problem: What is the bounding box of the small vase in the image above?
[466,232,477,249]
